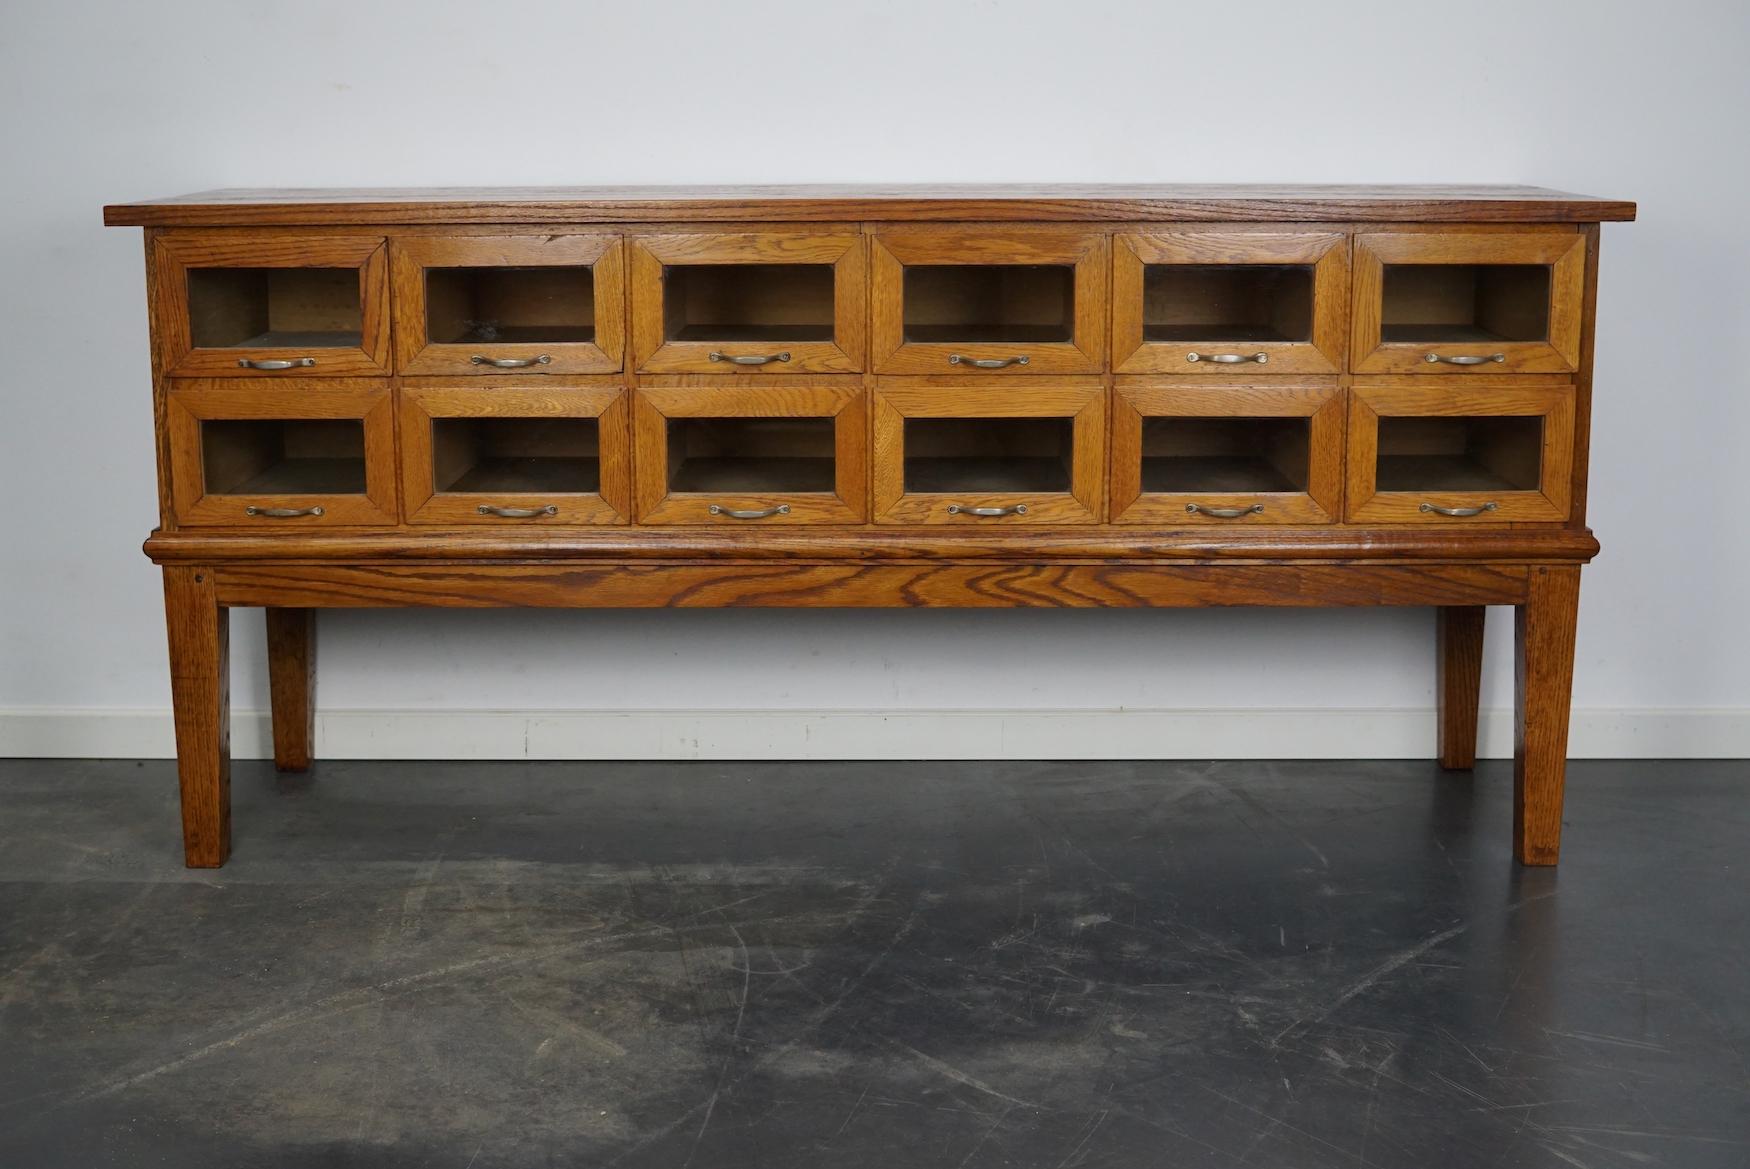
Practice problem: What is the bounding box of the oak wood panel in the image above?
[389,234,624,374]
[213,562,1533,610]
[265,607,315,772]
[163,567,230,867]
[399,379,631,526]
[104,184,1639,227]
[1110,381,1343,525]
[1437,605,1485,770]
[630,232,865,373]
[1515,566,1581,864]
[1112,231,1348,373]
[152,234,392,376]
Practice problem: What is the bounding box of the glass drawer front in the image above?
[155,236,391,376]
[391,236,624,375]
[633,384,865,524]
[1111,383,1342,524]
[1352,233,1585,374]
[167,380,397,526]
[1346,381,1574,523]
[400,381,629,525]
[1114,233,1347,374]
[632,234,864,373]
[872,232,1106,374]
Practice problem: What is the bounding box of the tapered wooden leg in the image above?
[164,567,230,868]
[266,608,316,772]
[1514,567,1581,866]
[1437,606,1485,770]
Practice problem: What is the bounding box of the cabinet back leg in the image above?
[164,567,230,868]
[1514,567,1581,866]
[1437,606,1485,770]
[266,608,316,772]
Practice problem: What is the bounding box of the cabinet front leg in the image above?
[1437,606,1485,770]
[266,608,316,772]
[163,567,231,868]
[1514,567,1581,866]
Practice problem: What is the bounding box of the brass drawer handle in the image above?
[708,504,790,519]
[245,505,325,518]
[237,358,316,370]
[1186,352,1268,365]
[1420,501,1499,517]
[1424,353,1506,366]
[708,351,791,366]
[1186,503,1264,518]
[947,503,1028,517]
[949,354,1029,369]
[477,504,558,518]
[470,354,552,368]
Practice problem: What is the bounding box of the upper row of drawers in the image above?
[150,228,1588,379]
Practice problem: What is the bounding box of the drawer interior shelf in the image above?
[903,418,1073,493]
[1380,264,1550,344]
[1141,418,1310,493]
[425,266,596,345]
[662,264,835,343]
[187,268,363,349]
[666,417,837,493]
[1143,265,1313,344]
[201,419,367,495]
[1375,416,1543,492]
[902,265,1075,344]
[433,417,600,494]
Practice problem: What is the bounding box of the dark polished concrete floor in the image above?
[1,758,1747,1168]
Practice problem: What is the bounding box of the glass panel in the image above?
[902,265,1074,344]
[666,418,836,493]
[1376,416,1543,492]
[1141,418,1310,493]
[1380,264,1550,343]
[426,267,595,345]
[432,418,599,494]
[187,268,362,349]
[201,419,366,495]
[1143,265,1313,344]
[904,418,1073,493]
[662,265,835,342]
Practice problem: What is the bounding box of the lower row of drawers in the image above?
[164,377,1576,528]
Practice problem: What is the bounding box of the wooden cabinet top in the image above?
[105,184,1636,227]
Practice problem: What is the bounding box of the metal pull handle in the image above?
[1419,501,1499,517]
[476,504,558,518]
[708,351,791,366]
[245,505,325,518]
[1185,503,1264,518]
[470,354,552,368]
[1424,353,1506,366]
[708,504,790,519]
[1186,352,1269,365]
[949,355,1029,369]
[237,358,316,370]
[946,503,1029,517]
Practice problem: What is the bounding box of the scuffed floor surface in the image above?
[1,759,1747,1168]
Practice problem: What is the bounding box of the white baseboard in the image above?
[1,706,1746,761]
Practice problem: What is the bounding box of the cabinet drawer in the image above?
[631,233,864,373]
[633,383,866,524]
[1352,231,1585,374]
[871,230,1106,374]
[167,379,397,527]
[153,235,391,376]
[1345,380,1574,523]
[399,379,630,526]
[1113,232,1347,374]
[873,381,1105,524]
[1111,382,1342,524]
[391,235,624,375]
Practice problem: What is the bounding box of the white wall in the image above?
[3,0,1747,759]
